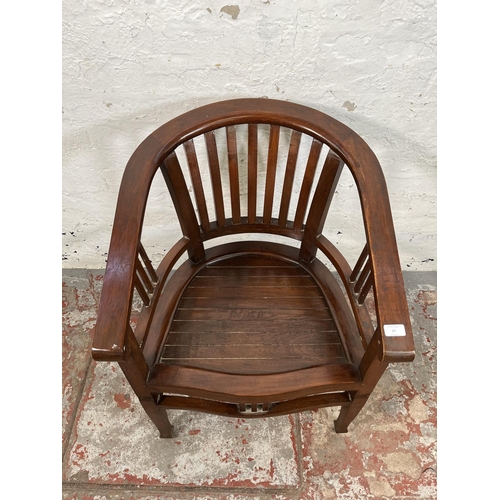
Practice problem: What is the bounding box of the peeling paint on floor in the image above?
[63,363,299,488]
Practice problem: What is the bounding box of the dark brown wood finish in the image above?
[278,129,302,226]
[263,125,280,223]
[225,126,241,223]
[183,139,211,232]
[299,150,343,262]
[293,138,323,231]
[160,154,205,263]
[92,98,414,439]
[204,131,226,228]
[247,123,258,224]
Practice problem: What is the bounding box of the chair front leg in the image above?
[118,326,174,438]
[139,394,174,439]
[334,392,369,433]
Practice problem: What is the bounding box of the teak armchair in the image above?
[92,98,415,438]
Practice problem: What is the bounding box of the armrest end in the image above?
[381,349,415,363]
[378,323,415,363]
[92,345,126,362]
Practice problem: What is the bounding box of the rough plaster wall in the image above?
[62,0,436,270]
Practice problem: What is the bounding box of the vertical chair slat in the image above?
[358,272,373,305]
[299,150,344,262]
[351,244,369,283]
[136,257,154,293]
[293,139,323,231]
[263,125,280,224]
[247,124,258,224]
[161,153,206,263]
[138,242,158,283]
[204,131,226,228]
[354,260,371,294]
[278,130,302,226]
[134,273,150,306]
[183,140,211,233]
[226,126,241,224]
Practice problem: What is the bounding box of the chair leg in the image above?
[139,397,174,438]
[117,331,174,438]
[334,393,369,433]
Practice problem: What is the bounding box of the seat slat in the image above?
[165,329,341,346]
[207,255,296,267]
[173,307,332,321]
[170,318,336,334]
[181,285,323,298]
[190,275,316,287]
[162,343,345,361]
[178,296,327,310]
[199,266,308,277]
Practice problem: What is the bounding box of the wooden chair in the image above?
[92,98,415,438]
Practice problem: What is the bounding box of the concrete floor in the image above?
[62,270,436,500]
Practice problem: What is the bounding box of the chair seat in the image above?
[159,254,348,375]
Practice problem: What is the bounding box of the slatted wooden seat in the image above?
[162,254,346,374]
[92,98,415,438]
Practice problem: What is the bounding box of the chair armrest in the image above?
[92,252,136,362]
[371,263,415,363]
[314,134,415,362]
[92,137,160,362]
[366,202,415,363]
[343,129,415,363]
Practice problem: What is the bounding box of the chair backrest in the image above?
[161,120,345,265]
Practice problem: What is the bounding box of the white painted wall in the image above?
[62,0,436,271]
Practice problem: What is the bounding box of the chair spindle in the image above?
[278,130,302,226]
[247,124,258,224]
[161,153,205,263]
[293,139,323,231]
[138,242,158,283]
[226,126,241,224]
[183,139,211,232]
[204,131,226,228]
[263,125,280,223]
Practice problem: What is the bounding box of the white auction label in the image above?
[383,324,406,337]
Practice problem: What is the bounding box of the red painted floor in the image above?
[62,270,436,499]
